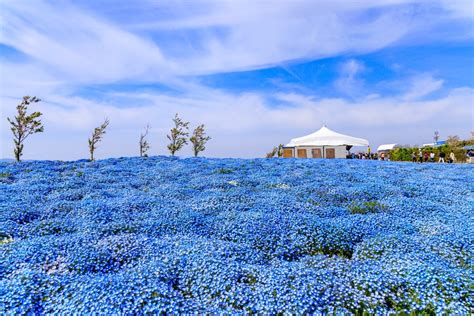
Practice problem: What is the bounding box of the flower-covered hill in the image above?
[0,157,473,314]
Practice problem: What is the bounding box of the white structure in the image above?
[422,141,446,147]
[283,126,369,159]
[377,144,399,153]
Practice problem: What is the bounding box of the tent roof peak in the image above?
[286,125,369,147]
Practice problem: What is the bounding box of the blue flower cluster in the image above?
[1,157,473,314]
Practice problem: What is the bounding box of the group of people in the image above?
[347,152,382,160]
[345,147,473,163]
[411,150,456,163]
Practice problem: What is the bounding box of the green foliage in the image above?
[390,141,471,163]
[277,144,284,158]
[190,124,211,157]
[139,124,151,157]
[349,201,387,214]
[167,113,189,156]
[0,232,13,245]
[266,144,284,158]
[7,96,44,162]
[389,147,414,161]
[88,118,109,161]
[266,147,278,158]
[215,168,234,174]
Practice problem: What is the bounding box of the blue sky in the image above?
[1,0,473,159]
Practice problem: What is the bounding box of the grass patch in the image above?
[349,201,387,214]
[215,168,234,174]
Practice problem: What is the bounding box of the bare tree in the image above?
[7,96,44,162]
[190,124,211,157]
[446,135,460,147]
[139,124,151,157]
[167,113,189,156]
[88,118,109,161]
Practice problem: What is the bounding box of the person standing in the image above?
[424,151,429,163]
[439,151,446,163]
[449,151,456,163]
[429,152,435,162]
[412,152,417,162]
[418,149,423,163]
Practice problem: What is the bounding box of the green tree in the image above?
[190,124,211,157]
[167,113,189,156]
[267,144,284,158]
[7,96,44,162]
[266,147,278,158]
[88,118,109,161]
[277,144,284,157]
[139,124,151,157]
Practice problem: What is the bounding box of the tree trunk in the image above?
[14,148,20,162]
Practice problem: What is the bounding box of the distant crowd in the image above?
[410,149,458,163]
[347,149,474,163]
[346,152,382,160]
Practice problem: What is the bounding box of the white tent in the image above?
[377,144,399,152]
[286,126,369,147]
[283,126,369,159]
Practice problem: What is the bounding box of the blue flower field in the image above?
[0,157,473,314]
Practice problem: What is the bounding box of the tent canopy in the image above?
[377,144,398,152]
[286,126,369,147]
[463,145,474,150]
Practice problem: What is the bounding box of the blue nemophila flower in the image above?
[0,157,473,313]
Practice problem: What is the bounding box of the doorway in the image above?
[297,148,307,158]
[325,148,335,159]
[312,148,322,158]
[282,148,293,158]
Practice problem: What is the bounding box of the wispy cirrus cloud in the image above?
[402,74,444,100]
[0,0,171,84]
[335,59,366,96]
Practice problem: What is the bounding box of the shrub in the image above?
[348,201,388,214]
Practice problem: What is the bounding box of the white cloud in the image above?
[440,0,474,19]
[1,0,466,81]
[0,1,172,84]
[402,74,444,100]
[335,59,366,95]
[2,84,472,160]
